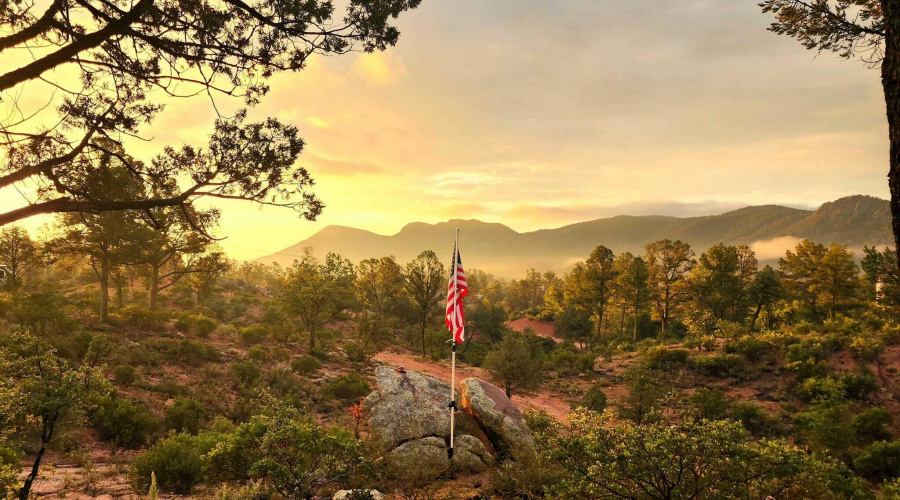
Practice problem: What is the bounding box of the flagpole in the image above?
[449,228,459,463]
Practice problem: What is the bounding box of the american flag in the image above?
[445,243,468,343]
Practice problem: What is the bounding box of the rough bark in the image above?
[149,264,160,309]
[99,256,109,323]
[884,0,900,271]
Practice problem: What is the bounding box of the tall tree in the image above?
[278,250,354,351]
[0,226,41,290]
[356,256,405,315]
[748,265,784,330]
[403,251,445,357]
[0,0,420,224]
[505,268,548,316]
[780,239,860,319]
[757,2,900,271]
[616,255,651,342]
[483,332,543,398]
[689,244,757,323]
[581,246,618,340]
[189,251,233,308]
[862,245,900,308]
[645,239,694,333]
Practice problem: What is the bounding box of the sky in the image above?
[0,0,891,260]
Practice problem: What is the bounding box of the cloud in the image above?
[750,236,804,261]
[307,154,385,177]
[306,116,331,129]
[352,51,406,86]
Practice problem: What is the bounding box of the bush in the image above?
[850,336,885,362]
[231,361,261,386]
[344,342,368,363]
[121,305,171,329]
[642,347,691,371]
[164,398,207,435]
[690,387,729,420]
[114,364,137,386]
[546,348,595,377]
[324,373,371,401]
[692,354,747,379]
[853,407,893,445]
[248,346,269,365]
[730,401,772,437]
[310,348,330,361]
[796,376,846,403]
[291,355,322,377]
[579,384,608,412]
[92,396,158,448]
[239,325,268,346]
[854,440,900,482]
[842,368,879,400]
[193,316,218,338]
[131,432,221,494]
[724,335,772,362]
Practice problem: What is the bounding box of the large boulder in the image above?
[365,367,494,473]
[458,378,536,461]
[333,490,384,500]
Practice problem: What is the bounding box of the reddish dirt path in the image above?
[506,318,560,342]
[374,351,574,421]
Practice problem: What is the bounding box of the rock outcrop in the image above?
[365,366,533,474]
[333,489,384,500]
[458,378,536,461]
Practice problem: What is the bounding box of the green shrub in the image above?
[131,432,221,494]
[121,305,171,329]
[310,348,330,361]
[692,354,747,379]
[248,346,269,365]
[114,364,137,386]
[842,368,879,400]
[324,373,371,401]
[730,401,772,437]
[164,398,207,435]
[231,361,261,386]
[344,342,368,363]
[193,316,218,338]
[689,387,729,420]
[724,335,772,362]
[797,376,846,403]
[854,440,900,481]
[291,355,322,377]
[850,336,885,362]
[579,384,608,412]
[239,325,268,346]
[546,348,595,376]
[642,347,691,371]
[853,407,893,445]
[92,396,158,448]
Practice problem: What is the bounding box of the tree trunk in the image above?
[619,302,626,336]
[115,270,124,309]
[595,305,604,344]
[633,307,639,342]
[309,323,317,351]
[884,1,900,272]
[420,315,427,357]
[18,445,44,500]
[750,303,763,331]
[99,256,109,323]
[149,264,160,309]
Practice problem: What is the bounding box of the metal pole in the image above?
[448,228,459,461]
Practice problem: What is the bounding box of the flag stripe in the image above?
[445,243,468,343]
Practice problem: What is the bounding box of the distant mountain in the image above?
[256,195,893,277]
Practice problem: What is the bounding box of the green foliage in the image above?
[114,364,138,386]
[192,316,218,338]
[324,373,371,401]
[724,335,773,362]
[842,368,879,400]
[120,305,172,329]
[854,440,900,482]
[231,361,261,386]
[691,353,747,379]
[92,396,159,448]
[579,384,608,412]
[797,376,847,403]
[850,335,884,361]
[290,355,322,376]
[619,364,666,424]
[690,387,730,420]
[343,342,368,363]
[542,409,863,499]
[484,331,544,397]
[164,398,208,435]
[641,346,691,371]
[795,400,855,452]
[207,406,367,499]
[131,431,222,494]
[852,407,893,445]
[239,325,268,346]
[731,401,775,437]
[545,347,595,377]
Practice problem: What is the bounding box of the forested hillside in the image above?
[260,195,892,276]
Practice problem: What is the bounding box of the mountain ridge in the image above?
[256,195,893,278]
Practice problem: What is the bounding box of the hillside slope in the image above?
[257,195,893,277]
